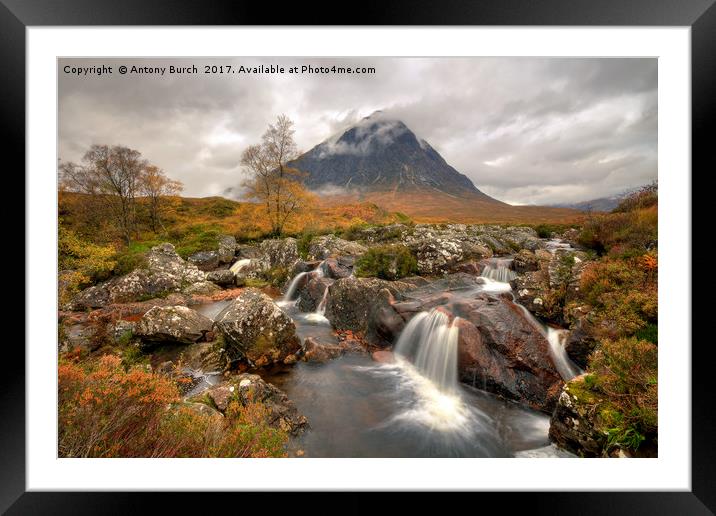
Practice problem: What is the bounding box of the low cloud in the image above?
[59,57,657,205]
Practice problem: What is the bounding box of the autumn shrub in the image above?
[580,254,657,339]
[585,337,658,452]
[355,245,418,280]
[578,186,657,257]
[58,355,288,457]
[58,225,117,303]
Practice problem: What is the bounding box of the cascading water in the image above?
[283,261,325,303]
[394,309,461,393]
[316,287,329,316]
[546,327,582,381]
[480,258,517,283]
[229,258,252,275]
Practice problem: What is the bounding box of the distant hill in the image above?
[552,187,646,213]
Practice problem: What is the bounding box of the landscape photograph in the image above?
[57,57,658,459]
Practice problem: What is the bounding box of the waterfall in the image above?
[316,287,329,316]
[283,271,308,302]
[546,327,582,381]
[394,309,461,393]
[229,258,252,275]
[283,261,325,303]
[480,258,517,283]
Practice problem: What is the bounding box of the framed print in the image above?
[5,0,714,512]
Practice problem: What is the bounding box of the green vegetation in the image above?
[58,354,288,457]
[355,245,418,280]
[582,338,658,452]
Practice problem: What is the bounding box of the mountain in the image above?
[289,111,501,203]
[287,111,580,223]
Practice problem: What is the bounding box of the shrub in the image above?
[58,355,288,457]
[58,226,117,303]
[580,255,657,338]
[586,337,658,451]
[578,199,657,257]
[296,231,314,260]
[355,245,418,280]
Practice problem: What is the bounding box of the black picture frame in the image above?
[4,0,713,513]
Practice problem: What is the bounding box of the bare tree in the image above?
[140,165,183,233]
[59,144,146,245]
[240,115,312,236]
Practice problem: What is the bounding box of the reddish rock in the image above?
[302,337,344,363]
[371,350,396,364]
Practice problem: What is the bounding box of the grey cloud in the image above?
[58,57,656,205]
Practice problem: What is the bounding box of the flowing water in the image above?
[185,243,581,457]
[547,327,582,381]
[481,258,518,283]
[266,354,563,457]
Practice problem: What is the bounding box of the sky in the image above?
[58,57,657,205]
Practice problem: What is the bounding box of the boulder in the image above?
[324,277,414,333]
[306,235,367,261]
[564,317,599,369]
[453,294,563,413]
[259,238,299,269]
[320,257,353,279]
[217,235,237,263]
[230,258,264,284]
[213,288,301,367]
[236,245,262,259]
[513,250,540,273]
[71,243,206,309]
[302,337,344,363]
[182,281,221,296]
[208,374,308,435]
[188,250,221,271]
[296,276,333,312]
[548,375,608,457]
[206,269,236,287]
[135,305,213,345]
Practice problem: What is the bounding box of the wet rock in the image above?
[325,277,414,333]
[135,305,214,345]
[71,243,206,309]
[306,235,367,261]
[451,295,563,413]
[296,276,333,312]
[213,288,300,367]
[321,257,352,279]
[217,235,237,264]
[182,281,221,296]
[564,317,599,369]
[206,269,236,287]
[188,250,221,271]
[302,337,344,363]
[208,374,308,435]
[371,350,395,364]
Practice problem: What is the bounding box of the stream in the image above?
[192,238,580,457]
